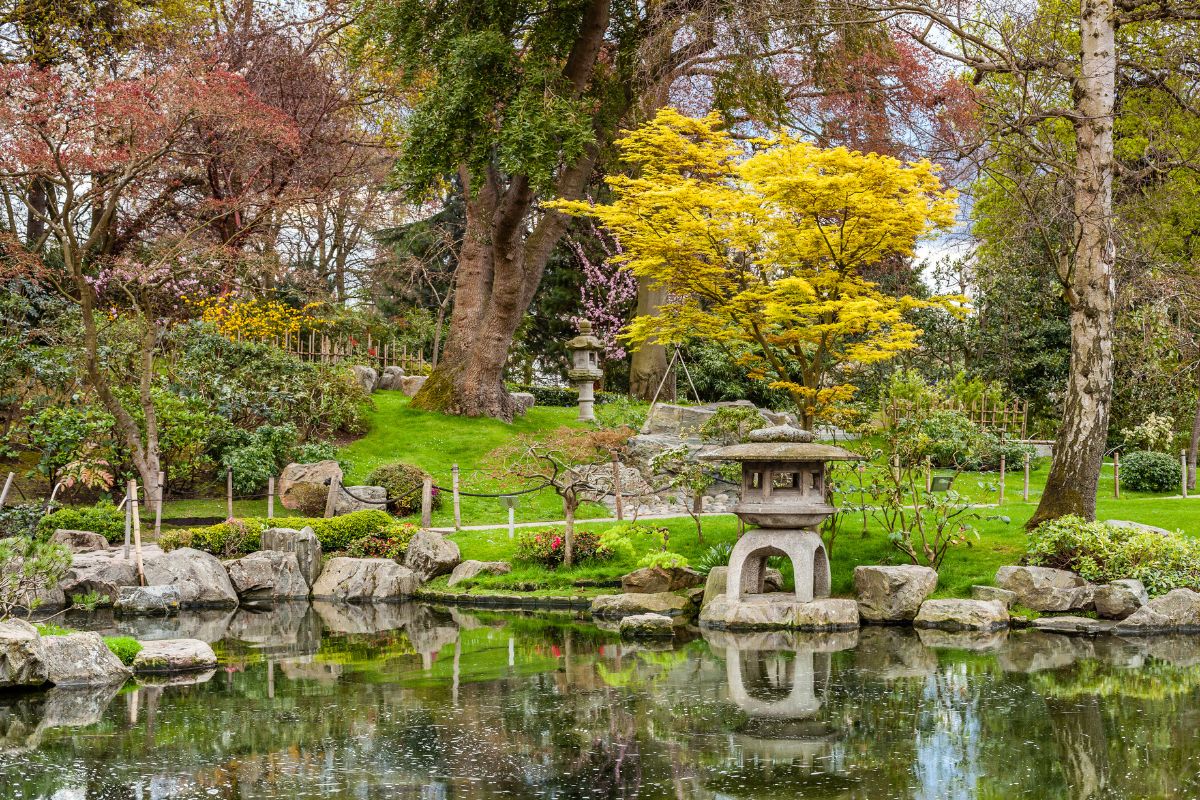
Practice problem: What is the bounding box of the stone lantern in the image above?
[566,320,604,421]
[702,424,860,609]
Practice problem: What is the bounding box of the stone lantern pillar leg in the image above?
[577,380,596,421]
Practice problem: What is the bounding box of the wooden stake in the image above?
[891,453,900,483]
[267,476,275,519]
[0,471,13,508]
[1023,452,1031,502]
[451,464,461,531]
[924,456,931,493]
[123,480,133,560]
[508,506,515,540]
[1184,450,1189,498]
[999,455,1006,503]
[420,477,433,528]
[226,468,234,519]
[1114,452,1121,499]
[153,471,164,539]
[612,454,624,521]
[130,480,145,586]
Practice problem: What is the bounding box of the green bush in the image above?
[0,503,47,539]
[1026,515,1200,595]
[1121,450,1180,493]
[36,500,125,543]
[288,483,329,517]
[160,510,394,556]
[514,527,608,567]
[294,440,337,464]
[0,536,71,617]
[698,405,767,443]
[345,522,420,560]
[894,410,1034,471]
[104,636,143,665]
[220,424,300,494]
[694,541,734,576]
[367,462,440,515]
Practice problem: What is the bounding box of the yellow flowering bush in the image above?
[191,295,320,340]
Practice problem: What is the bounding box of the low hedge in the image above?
[160,510,394,557]
[36,501,125,543]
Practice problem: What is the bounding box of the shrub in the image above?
[104,636,143,666]
[1026,515,1200,595]
[345,522,420,560]
[36,500,125,543]
[367,462,440,515]
[637,551,689,569]
[595,522,671,565]
[1121,450,1180,492]
[515,527,607,567]
[697,405,767,444]
[0,503,47,539]
[220,424,300,494]
[0,536,72,618]
[694,541,734,576]
[893,410,1034,471]
[595,395,649,431]
[288,483,330,517]
[294,440,338,464]
[160,510,393,556]
[1121,412,1176,453]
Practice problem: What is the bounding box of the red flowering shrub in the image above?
[345,522,420,561]
[514,527,608,568]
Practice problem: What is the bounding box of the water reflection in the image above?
[2,604,1200,798]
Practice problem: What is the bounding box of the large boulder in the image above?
[1104,519,1173,537]
[403,530,461,582]
[350,364,379,393]
[114,585,182,616]
[49,529,108,553]
[914,599,1009,631]
[131,639,218,674]
[60,550,139,605]
[619,613,675,639]
[225,551,310,602]
[1093,579,1149,620]
[1114,588,1200,633]
[261,526,323,588]
[640,400,793,437]
[591,592,691,619]
[1031,616,1117,635]
[995,565,1094,612]
[510,392,536,414]
[331,484,388,516]
[0,619,48,689]
[621,566,704,594]
[853,565,938,622]
[701,567,728,610]
[700,595,859,630]
[142,547,239,608]
[278,461,342,511]
[970,585,1018,608]
[311,557,418,602]
[378,365,405,390]
[446,560,511,588]
[398,375,427,397]
[41,632,131,686]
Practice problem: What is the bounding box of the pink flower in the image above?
[551,536,562,549]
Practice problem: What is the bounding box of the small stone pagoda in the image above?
[700,424,862,630]
[566,320,604,422]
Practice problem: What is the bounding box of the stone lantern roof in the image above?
[701,424,861,463]
[566,319,604,352]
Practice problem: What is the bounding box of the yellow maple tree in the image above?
[554,108,965,425]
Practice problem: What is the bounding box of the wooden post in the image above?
[1114,452,1121,499]
[267,476,275,519]
[324,475,340,519]
[999,454,1006,504]
[451,464,462,531]
[1184,450,1189,498]
[508,505,515,540]
[1023,452,1031,502]
[924,456,932,493]
[123,480,133,560]
[130,480,145,586]
[226,468,234,519]
[421,477,433,528]
[612,454,624,521]
[153,471,164,539]
[891,453,900,483]
[0,471,13,507]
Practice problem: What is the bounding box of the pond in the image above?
[2,603,1199,799]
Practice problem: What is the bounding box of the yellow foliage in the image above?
[552,108,966,424]
[190,295,320,340]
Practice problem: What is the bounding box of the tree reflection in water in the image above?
[2,605,1200,798]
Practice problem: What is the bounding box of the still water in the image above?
[2,602,1199,799]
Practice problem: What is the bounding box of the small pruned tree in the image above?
[555,108,965,426]
[0,537,71,620]
[488,427,631,567]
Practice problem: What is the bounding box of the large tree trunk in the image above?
[628,277,674,401]
[1189,386,1200,491]
[1028,0,1116,528]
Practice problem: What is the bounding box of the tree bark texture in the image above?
[1029,0,1116,528]
[1189,388,1200,491]
[628,277,674,401]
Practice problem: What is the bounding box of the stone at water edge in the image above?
[59,551,139,605]
[0,618,48,689]
[311,557,418,602]
[131,639,218,674]
[1093,579,1149,620]
[49,529,108,553]
[1114,588,1200,633]
[619,613,676,639]
[447,560,512,588]
[404,530,461,582]
[620,566,704,594]
[261,526,323,588]
[853,565,938,622]
[41,632,131,686]
[971,585,1018,608]
[995,565,1094,612]
[225,550,310,601]
[914,599,1009,631]
[699,595,859,631]
[115,585,182,616]
[1031,616,1117,635]
[700,567,728,610]
[142,547,239,608]
[278,460,342,511]
[591,592,691,619]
